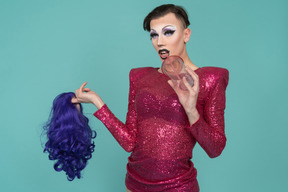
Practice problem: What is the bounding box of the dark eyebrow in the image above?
[150,25,176,33]
[163,25,175,29]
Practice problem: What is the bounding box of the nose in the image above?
[157,35,165,47]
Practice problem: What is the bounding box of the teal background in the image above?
[0,0,287,191]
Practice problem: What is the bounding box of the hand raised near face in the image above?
[168,66,200,124]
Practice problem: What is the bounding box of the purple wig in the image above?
[43,92,96,181]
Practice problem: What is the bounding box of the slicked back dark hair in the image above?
[143,4,190,31]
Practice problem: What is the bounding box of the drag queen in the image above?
[72,4,229,192]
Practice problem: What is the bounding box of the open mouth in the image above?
[158,49,170,60]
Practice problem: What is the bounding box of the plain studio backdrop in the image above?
[0,0,287,191]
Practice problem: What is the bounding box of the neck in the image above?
[181,54,198,70]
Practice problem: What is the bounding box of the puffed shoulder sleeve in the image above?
[94,69,138,152]
[188,68,229,158]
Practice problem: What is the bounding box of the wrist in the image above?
[186,109,200,125]
[92,98,104,109]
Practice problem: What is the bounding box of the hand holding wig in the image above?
[42,92,96,181]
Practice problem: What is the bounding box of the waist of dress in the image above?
[126,156,196,184]
[125,157,197,191]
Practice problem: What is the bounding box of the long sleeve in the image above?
[94,70,138,152]
[188,69,229,158]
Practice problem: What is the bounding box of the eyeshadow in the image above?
[162,26,176,33]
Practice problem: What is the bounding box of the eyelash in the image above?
[150,30,176,40]
[150,33,158,39]
[164,30,175,36]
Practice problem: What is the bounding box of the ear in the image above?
[184,28,191,43]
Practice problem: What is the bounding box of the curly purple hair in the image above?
[43,92,96,181]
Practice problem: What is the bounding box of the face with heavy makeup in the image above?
[149,12,191,61]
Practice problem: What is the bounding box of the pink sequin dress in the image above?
[94,67,229,192]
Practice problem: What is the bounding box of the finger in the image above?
[182,77,193,92]
[71,97,79,103]
[185,67,199,89]
[83,88,91,92]
[75,89,79,96]
[79,82,88,92]
[167,80,174,89]
[191,71,199,91]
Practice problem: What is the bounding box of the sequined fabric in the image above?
[94,67,229,192]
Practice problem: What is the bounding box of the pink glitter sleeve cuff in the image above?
[93,104,109,120]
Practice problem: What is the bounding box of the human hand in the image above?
[71,82,104,109]
[168,66,200,124]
